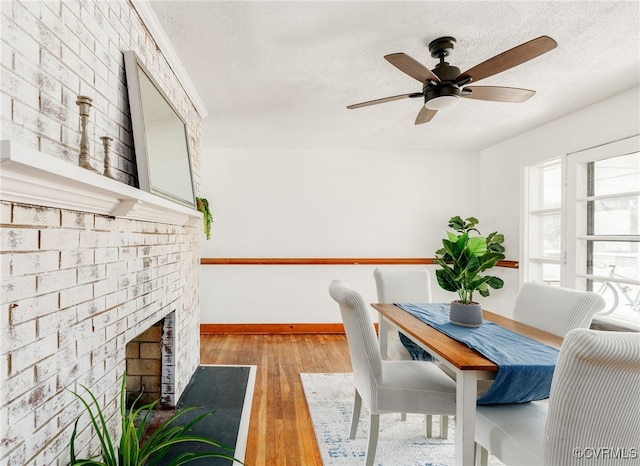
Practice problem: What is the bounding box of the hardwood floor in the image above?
[200,333,352,466]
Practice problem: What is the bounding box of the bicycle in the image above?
[595,265,640,316]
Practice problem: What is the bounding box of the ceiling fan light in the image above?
[425,95,460,110]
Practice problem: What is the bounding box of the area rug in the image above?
[301,372,504,466]
[157,365,256,466]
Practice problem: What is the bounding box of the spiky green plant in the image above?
[69,373,241,465]
[434,216,506,304]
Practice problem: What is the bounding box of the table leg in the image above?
[455,370,477,466]
[378,314,389,359]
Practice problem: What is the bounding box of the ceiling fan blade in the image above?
[347,93,422,109]
[457,36,557,84]
[384,53,441,83]
[462,86,535,102]
[415,106,437,125]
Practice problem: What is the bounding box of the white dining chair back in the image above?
[474,329,640,466]
[512,282,605,337]
[330,280,383,405]
[329,280,457,466]
[373,267,432,360]
[373,267,448,438]
[374,267,433,303]
[544,329,640,465]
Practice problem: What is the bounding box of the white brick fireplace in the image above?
[0,144,203,464]
[0,1,206,464]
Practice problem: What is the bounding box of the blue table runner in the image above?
[395,303,559,405]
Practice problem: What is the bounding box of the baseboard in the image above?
[200,323,379,335]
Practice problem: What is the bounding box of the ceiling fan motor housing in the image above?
[424,63,462,106]
[423,82,461,105]
[431,64,461,82]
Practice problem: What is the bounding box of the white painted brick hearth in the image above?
[1,1,205,464]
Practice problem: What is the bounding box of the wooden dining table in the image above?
[372,303,563,466]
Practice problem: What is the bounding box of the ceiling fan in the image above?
[347,35,557,124]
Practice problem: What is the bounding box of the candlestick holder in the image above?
[76,95,99,173]
[100,136,116,179]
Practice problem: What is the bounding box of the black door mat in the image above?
[155,365,253,465]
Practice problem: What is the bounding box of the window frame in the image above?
[523,158,564,286]
[565,135,640,285]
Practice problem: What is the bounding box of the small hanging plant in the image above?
[196,197,214,240]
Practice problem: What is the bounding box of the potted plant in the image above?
[434,216,505,327]
[196,197,214,240]
[68,372,241,465]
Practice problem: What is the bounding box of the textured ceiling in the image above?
[150,1,640,152]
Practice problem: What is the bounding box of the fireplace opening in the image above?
[125,312,176,409]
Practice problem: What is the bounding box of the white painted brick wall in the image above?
[1,0,202,192]
[1,202,201,465]
[1,0,203,464]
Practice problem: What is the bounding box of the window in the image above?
[524,160,562,286]
[567,136,640,326]
[525,135,640,327]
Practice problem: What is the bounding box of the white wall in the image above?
[478,86,640,315]
[199,87,639,324]
[200,263,469,324]
[199,148,481,323]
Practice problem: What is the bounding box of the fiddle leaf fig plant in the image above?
[434,216,506,304]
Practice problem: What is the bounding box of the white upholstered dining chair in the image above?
[373,267,449,438]
[474,328,640,466]
[512,281,606,337]
[474,281,608,464]
[329,280,457,466]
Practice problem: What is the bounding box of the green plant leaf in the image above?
[70,419,80,464]
[168,450,244,466]
[446,231,459,242]
[466,237,487,257]
[70,460,107,465]
[476,252,505,272]
[448,216,465,231]
[486,232,504,243]
[486,276,505,290]
[70,385,117,465]
[144,435,236,462]
[435,268,458,293]
[488,243,506,254]
[438,239,457,263]
[477,282,491,297]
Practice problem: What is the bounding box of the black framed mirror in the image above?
[124,50,196,208]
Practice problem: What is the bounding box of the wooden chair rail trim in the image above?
[201,323,378,335]
[200,257,519,268]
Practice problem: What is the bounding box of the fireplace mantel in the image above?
[1,140,201,226]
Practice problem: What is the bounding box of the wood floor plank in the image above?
[200,334,352,465]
